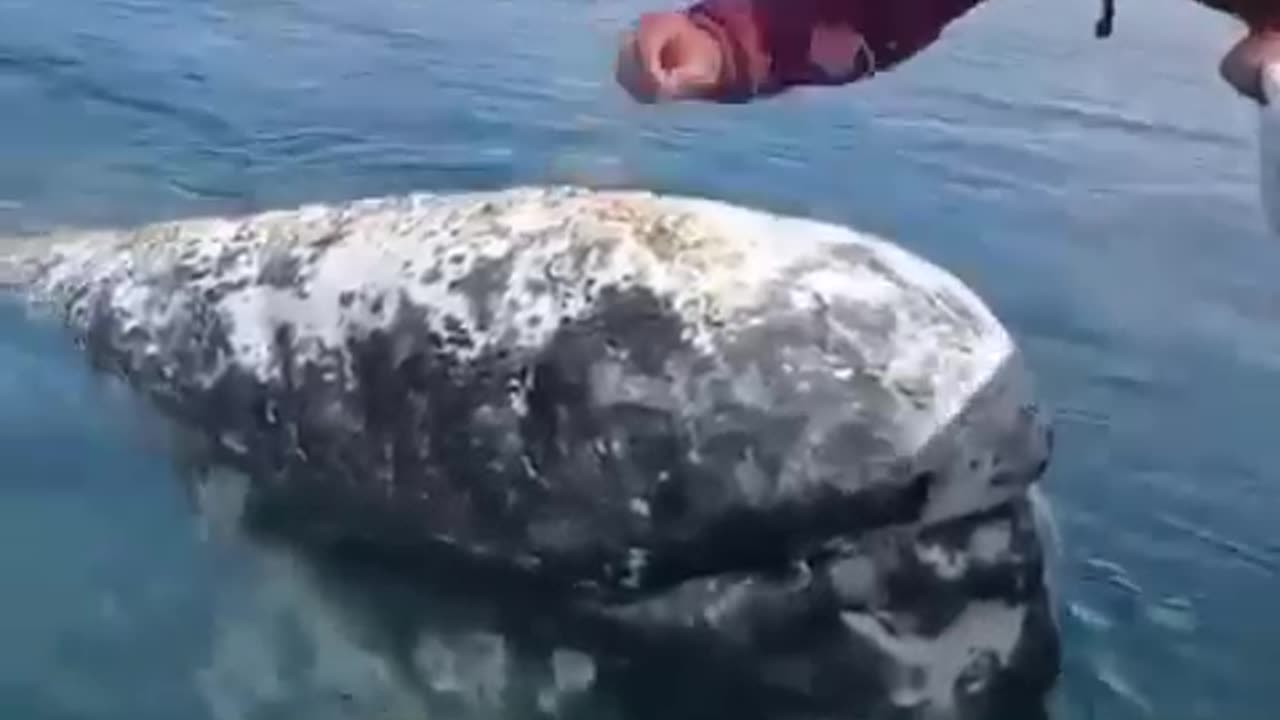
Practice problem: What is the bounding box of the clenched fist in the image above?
[615,12,726,103]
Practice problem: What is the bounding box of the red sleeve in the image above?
[1195,1,1280,28]
[684,0,987,102]
[1241,0,1280,28]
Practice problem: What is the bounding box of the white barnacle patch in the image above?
[550,648,597,693]
[915,542,968,581]
[832,366,857,382]
[621,546,649,589]
[537,648,598,714]
[841,601,1027,714]
[410,631,510,707]
[969,520,1013,565]
[701,579,753,627]
[828,555,879,603]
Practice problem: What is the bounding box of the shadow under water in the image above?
[188,467,828,720]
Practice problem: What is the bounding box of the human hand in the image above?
[1221,30,1280,104]
[615,12,725,102]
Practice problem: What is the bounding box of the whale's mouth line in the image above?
[228,464,932,596]
[225,467,1053,718]
[231,508,832,716]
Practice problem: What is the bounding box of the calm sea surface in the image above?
[1,1,1277,718]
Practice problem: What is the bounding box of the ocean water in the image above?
[1,0,1278,718]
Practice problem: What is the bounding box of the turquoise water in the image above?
[1,0,1278,718]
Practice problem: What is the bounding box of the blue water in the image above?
[1,0,1278,717]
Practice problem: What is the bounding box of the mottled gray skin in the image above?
[2,186,1057,720]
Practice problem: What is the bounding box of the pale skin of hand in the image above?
[1222,30,1280,104]
[615,11,1280,105]
[615,12,724,103]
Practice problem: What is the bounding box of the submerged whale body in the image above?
[1,186,1059,719]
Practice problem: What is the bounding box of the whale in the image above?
[0,186,1058,720]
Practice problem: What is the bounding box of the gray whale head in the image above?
[2,186,1058,720]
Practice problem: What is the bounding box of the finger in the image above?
[1221,39,1263,103]
[664,65,705,99]
[1221,32,1280,104]
[648,37,691,99]
[616,32,658,102]
[635,16,676,83]
[659,40,720,100]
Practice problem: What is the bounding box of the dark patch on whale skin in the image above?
[215,244,249,276]
[448,254,515,333]
[419,266,443,286]
[258,249,305,289]
[220,284,697,576]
